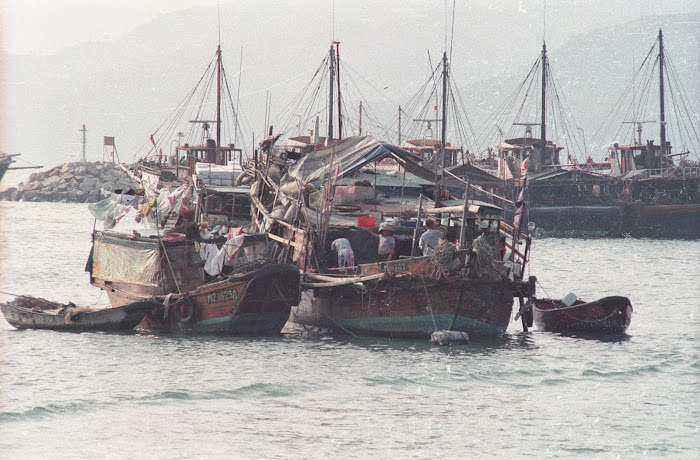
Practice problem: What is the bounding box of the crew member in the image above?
[331,237,355,268]
[419,219,444,256]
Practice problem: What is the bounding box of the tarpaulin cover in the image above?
[91,234,161,287]
[282,136,438,186]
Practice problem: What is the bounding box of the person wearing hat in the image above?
[363,225,396,262]
[376,225,396,262]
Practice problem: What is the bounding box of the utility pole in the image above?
[80,124,87,162]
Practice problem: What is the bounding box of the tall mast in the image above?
[359,101,363,135]
[435,52,449,207]
[540,41,547,172]
[658,29,667,158]
[216,45,222,150]
[441,52,448,167]
[335,41,342,140]
[398,106,402,145]
[327,44,335,140]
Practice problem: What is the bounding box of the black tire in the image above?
[174,296,195,324]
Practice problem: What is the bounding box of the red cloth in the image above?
[180,208,195,220]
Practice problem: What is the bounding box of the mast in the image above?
[216,45,222,150]
[335,41,342,140]
[539,41,547,172]
[398,105,402,145]
[359,101,363,135]
[435,52,449,207]
[327,44,335,140]
[658,29,667,159]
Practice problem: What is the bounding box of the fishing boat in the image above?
[250,135,535,338]
[88,225,300,334]
[0,153,15,183]
[247,47,536,338]
[0,295,156,332]
[489,42,625,237]
[0,153,41,184]
[85,43,301,335]
[533,295,633,334]
[606,29,700,238]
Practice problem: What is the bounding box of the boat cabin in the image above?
[497,130,564,179]
[608,140,672,176]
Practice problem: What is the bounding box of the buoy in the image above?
[430,330,469,346]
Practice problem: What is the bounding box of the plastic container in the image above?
[356,216,376,228]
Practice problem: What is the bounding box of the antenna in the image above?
[543,0,547,42]
[218,1,221,45]
[448,0,456,62]
[622,121,654,145]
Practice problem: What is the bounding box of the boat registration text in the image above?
[206,289,237,304]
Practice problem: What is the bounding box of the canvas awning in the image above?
[282,136,435,185]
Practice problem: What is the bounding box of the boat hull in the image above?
[622,202,700,238]
[101,263,300,335]
[506,205,623,238]
[292,277,518,338]
[0,297,155,332]
[533,296,632,334]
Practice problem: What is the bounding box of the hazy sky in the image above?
[1,0,698,177]
[3,0,696,56]
[2,0,221,55]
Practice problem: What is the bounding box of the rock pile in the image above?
[0,161,135,203]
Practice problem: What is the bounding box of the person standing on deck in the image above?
[331,238,355,268]
[364,226,396,262]
[419,218,443,256]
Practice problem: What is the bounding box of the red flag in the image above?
[521,157,530,175]
[150,134,156,146]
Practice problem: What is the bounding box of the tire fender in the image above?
[174,296,195,324]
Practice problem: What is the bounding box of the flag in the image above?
[150,134,156,146]
[521,157,530,175]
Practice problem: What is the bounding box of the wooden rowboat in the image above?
[533,296,633,334]
[0,295,156,332]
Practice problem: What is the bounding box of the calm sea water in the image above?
[1,201,698,458]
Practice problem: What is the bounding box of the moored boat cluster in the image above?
[12,29,700,340]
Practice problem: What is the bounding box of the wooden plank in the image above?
[267,232,304,250]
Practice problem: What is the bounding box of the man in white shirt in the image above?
[419,219,443,256]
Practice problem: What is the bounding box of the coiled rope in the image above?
[472,236,495,277]
[430,241,457,278]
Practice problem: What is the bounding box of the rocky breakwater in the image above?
[0,162,135,203]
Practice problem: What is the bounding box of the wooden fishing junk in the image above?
[606,29,700,238]
[248,135,535,338]
[85,44,300,335]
